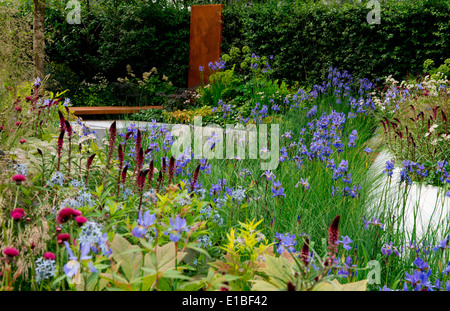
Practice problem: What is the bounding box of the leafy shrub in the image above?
[222,0,450,86]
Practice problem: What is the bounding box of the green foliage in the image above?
[222,0,450,85]
[45,0,190,106]
[424,58,450,81]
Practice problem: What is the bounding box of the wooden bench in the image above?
[69,106,163,116]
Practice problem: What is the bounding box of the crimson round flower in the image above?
[75,216,87,226]
[15,106,22,112]
[12,174,26,185]
[3,247,19,258]
[15,121,22,126]
[56,233,71,245]
[43,252,56,260]
[19,139,26,144]
[10,208,25,221]
[57,207,81,224]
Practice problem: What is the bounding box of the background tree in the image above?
[33,0,45,80]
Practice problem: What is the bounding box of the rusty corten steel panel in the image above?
[188,4,224,89]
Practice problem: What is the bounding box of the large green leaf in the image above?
[110,234,143,282]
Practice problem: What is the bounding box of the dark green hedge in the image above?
[222,0,450,85]
[45,0,190,100]
[45,0,450,104]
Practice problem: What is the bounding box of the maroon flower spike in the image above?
[328,215,341,256]
[75,216,87,226]
[12,174,26,185]
[56,130,65,172]
[300,238,310,266]
[433,106,440,120]
[168,156,175,184]
[118,144,124,169]
[107,121,117,170]
[44,252,56,260]
[442,110,447,123]
[3,247,19,258]
[190,164,201,192]
[57,233,71,245]
[137,169,149,192]
[125,131,133,141]
[64,121,73,138]
[148,159,154,188]
[156,171,163,193]
[10,208,26,221]
[383,117,391,131]
[86,153,96,171]
[380,120,386,133]
[136,147,144,174]
[135,129,142,153]
[162,157,167,174]
[58,110,66,132]
[121,165,128,183]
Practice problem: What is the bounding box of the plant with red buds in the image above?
[57,130,65,172]
[156,170,163,193]
[135,129,142,152]
[168,156,175,184]
[58,110,66,132]
[300,238,310,266]
[148,159,154,189]
[121,165,128,184]
[326,215,340,266]
[106,121,117,170]
[65,120,73,174]
[136,147,144,175]
[85,153,96,184]
[190,164,201,196]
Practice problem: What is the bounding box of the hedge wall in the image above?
[221,0,450,85]
[45,0,191,93]
[45,0,450,103]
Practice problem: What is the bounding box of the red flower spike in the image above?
[168,156,175,184]
[121,165,128,183]
[300,238,310,266]
[191,164,200,188]
[64,121,73,138]
[328,215,341,256]
[58,110,66,132]
[86,153,96,171]
[135,129,142,152]
[148,160,154,189]
[118,144,124,168]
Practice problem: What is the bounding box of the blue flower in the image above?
[63,241,97,280]
[381,241,400,256]
[165,216,188,242]
[338,236,353,251]
[131,210,156,239]
[432,236,449,251]
[274,232,297,254]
